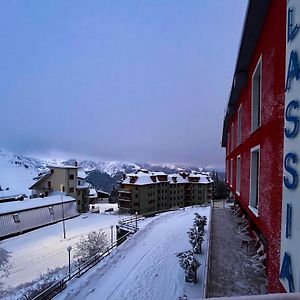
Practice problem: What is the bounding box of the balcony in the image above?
[118,199,131,209]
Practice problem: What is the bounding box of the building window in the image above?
[77,200,81,205]
[236,155,241,195]
[69,187,74,193]
[230,159,233,187]
[69,174,74,180]
[51,169,54,174]
[249,146,260,215]
[77,190,81,196]
[78,180,81,185]
[237,105,242,145]
[13,213,20,223]
[48,181,51,188]
[251,57,262,132]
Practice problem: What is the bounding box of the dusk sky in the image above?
[0,1,247,168]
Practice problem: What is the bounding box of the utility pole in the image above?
[135,211,138,231]
[60,184,66,239]
[110,225,114,247]
[67,246,72,279]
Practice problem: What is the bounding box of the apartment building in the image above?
[118,170,213,214]
[221,0,300,293]
[29,165,89,213]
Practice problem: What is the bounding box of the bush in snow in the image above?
[193,213,207,232]
[187,227,204,254]
[73,230,108,263]
[1,266,68,300]
[176,250,200,283]
[0,244,11,291]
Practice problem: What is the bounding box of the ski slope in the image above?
[58,206,211,300]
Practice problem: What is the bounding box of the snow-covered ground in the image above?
[0,151,39,198]
[57,206,211,300]
[1,204,121,289]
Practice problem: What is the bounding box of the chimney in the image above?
[74,159,78,167]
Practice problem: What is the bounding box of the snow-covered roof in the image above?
[77,170,87,179]
[47,164,78,169]
[199,174,214,184]
[29,172,51,189]
[168,174,188,184]
[77,182,90,189]
[0,192,75,215]
[89,188,97,198]
[152,172,167,176]
[121,170,213,186]
[122,172,160,185]
[96,190,109,196]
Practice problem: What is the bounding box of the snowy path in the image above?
[58,206,211,300]
[2,205,121,289]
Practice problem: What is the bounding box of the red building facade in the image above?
[222,0,286,293]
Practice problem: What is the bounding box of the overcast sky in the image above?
[0,0,247,167]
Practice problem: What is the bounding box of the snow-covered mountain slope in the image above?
[0,149,222,196]
[0,150,47,198]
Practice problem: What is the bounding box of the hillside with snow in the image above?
[0,149,223,196]
[0,150,47,198]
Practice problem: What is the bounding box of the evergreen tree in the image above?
[211,171,229,199]
[109,186,119,203]
[176,250,200,283]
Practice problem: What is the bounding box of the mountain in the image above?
[0,150,224,195]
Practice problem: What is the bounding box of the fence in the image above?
[31,207,191,299]
[32,215,141,300]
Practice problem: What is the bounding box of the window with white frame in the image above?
[230,159,233,187]
[249,146,260,214]
[13,213,20,223]
[236,155,241,195]
[237,105,242,145]
[251,58,262,132]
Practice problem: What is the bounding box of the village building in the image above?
[88,189,110,204]
[29,165,90,213]
[221,0,300,293]
[118,170,213,214]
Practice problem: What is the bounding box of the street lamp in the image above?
[110,225,114,247]
[135,211,138,230]
[67,246,72,279]
[60,184,66,239]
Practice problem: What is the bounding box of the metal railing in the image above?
[32,216,141,300]
[31,206,201,300]
[203,203,213,298]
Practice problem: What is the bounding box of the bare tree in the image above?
[73,230,108,262]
